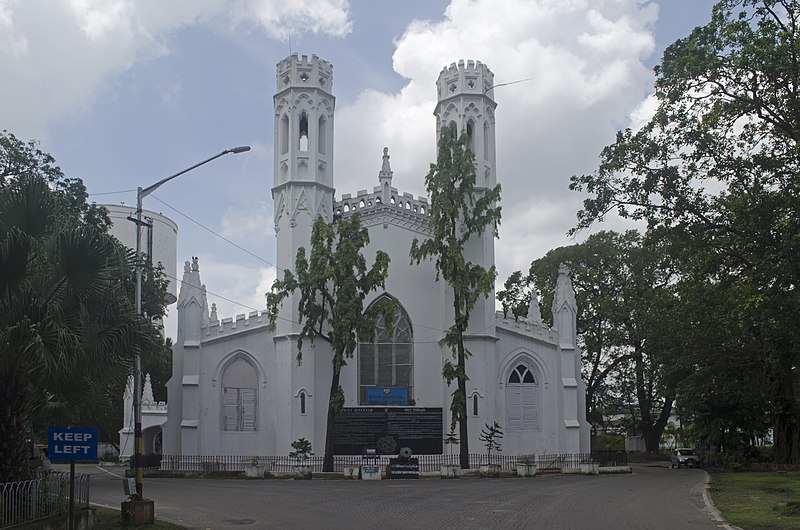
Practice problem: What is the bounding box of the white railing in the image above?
[0,471,89,528]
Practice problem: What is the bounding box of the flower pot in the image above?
[479,463,501,477]
[121,499,154,526]
[293,464,312,480]
[440,464,461,479]
[516,463,536,477]
[245,465,266,478]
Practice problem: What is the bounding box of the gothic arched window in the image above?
[318,115,327,154]
[506,364,538,431]
[280,114,289,155]
[221,358,258,432]
[299,113,309,151]
[466,118,475,154]
[358,296,413,404]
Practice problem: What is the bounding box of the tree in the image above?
[570,0,800,462]
[0,132,169,480]
[496,270,529,321]
[267,214,391,472]
[0,179,161,482]
[410,129,501,469]
[478,422,504,465]
[518,231,684,450]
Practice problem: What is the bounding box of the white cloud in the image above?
[0,0,352,140]
[230,0,352,40]
[334,0,659,284]
[220,198,273,239]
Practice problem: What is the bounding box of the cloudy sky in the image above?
[2,0,717,337]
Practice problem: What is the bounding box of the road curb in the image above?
[702,471,744,530]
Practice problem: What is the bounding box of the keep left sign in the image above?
[48,426,98,462]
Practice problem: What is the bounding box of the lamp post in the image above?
[131,146,250,496]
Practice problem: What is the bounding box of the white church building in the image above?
[157,54,590,459]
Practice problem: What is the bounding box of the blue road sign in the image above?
[47,426,98,461]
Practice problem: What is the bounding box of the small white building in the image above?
[160,54,590,458]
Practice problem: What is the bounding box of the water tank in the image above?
[101,204,179,305]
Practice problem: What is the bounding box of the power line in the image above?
[150,194,280,270]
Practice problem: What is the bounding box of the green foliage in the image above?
[410,128,501,469]
[508,230,683,451]
[479,422,504,464]
[713,472,800,529]
[267,214,390,471]
[0,132,169,481]
[289,437,313,462]
[496,270,529,321]
[569,1,800,463]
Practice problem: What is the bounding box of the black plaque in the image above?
[387,457,419,479]
[332,408,443,455]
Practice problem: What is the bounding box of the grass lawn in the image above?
[711,472,800,530]
[93,506,186,529]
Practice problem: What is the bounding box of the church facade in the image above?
[160,54,590,458]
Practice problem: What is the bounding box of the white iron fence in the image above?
[0,471,90,528]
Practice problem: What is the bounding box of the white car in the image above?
[670,448,700,468]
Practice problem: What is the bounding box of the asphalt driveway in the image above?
[80,463,722,529]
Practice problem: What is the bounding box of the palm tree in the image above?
[0,175,156,482]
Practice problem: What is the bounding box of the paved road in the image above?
[78,463,721,529]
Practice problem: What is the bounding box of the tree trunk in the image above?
[770,366,800,464]
[322,359,342,473]
[457,345,469,469]
[0,377,32,482]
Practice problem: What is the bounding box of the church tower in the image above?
[433,60,498,333]
[272,53,336,330]
[271,54,336,453]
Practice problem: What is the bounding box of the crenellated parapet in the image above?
[495,310,558,343]
[276,53,333,95]
[204,310,271,340]
[335,147,430,232]
[436,59,496,102]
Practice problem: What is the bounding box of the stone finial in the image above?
[142,373,155,404]
[554,263,577,309]
[527,291,542,326]
[379,147,393,182]
[192,256,199,272]
[184,261,190,274]
[210,302,218,322]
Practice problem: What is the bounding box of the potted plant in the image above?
[478,422,503,477]
[441,428,461,478]
[245,455,266,478]
[290,437,313,479]
[516,454,537,477]
[121,493,154,525]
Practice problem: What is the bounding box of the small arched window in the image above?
[359,199,365,208]
[343,204,350,213]
[300,391,307,414]
[299,114,309,152]
[390,196,396,205]
[473,394,479,416]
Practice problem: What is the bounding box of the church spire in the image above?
[378,147,393,205]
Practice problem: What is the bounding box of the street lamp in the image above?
[131,146,250,496]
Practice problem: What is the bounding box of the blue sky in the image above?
[2,0,718,336]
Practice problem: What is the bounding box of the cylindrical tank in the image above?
[101,204,179,305]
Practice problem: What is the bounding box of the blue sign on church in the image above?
[365,387,408,406]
